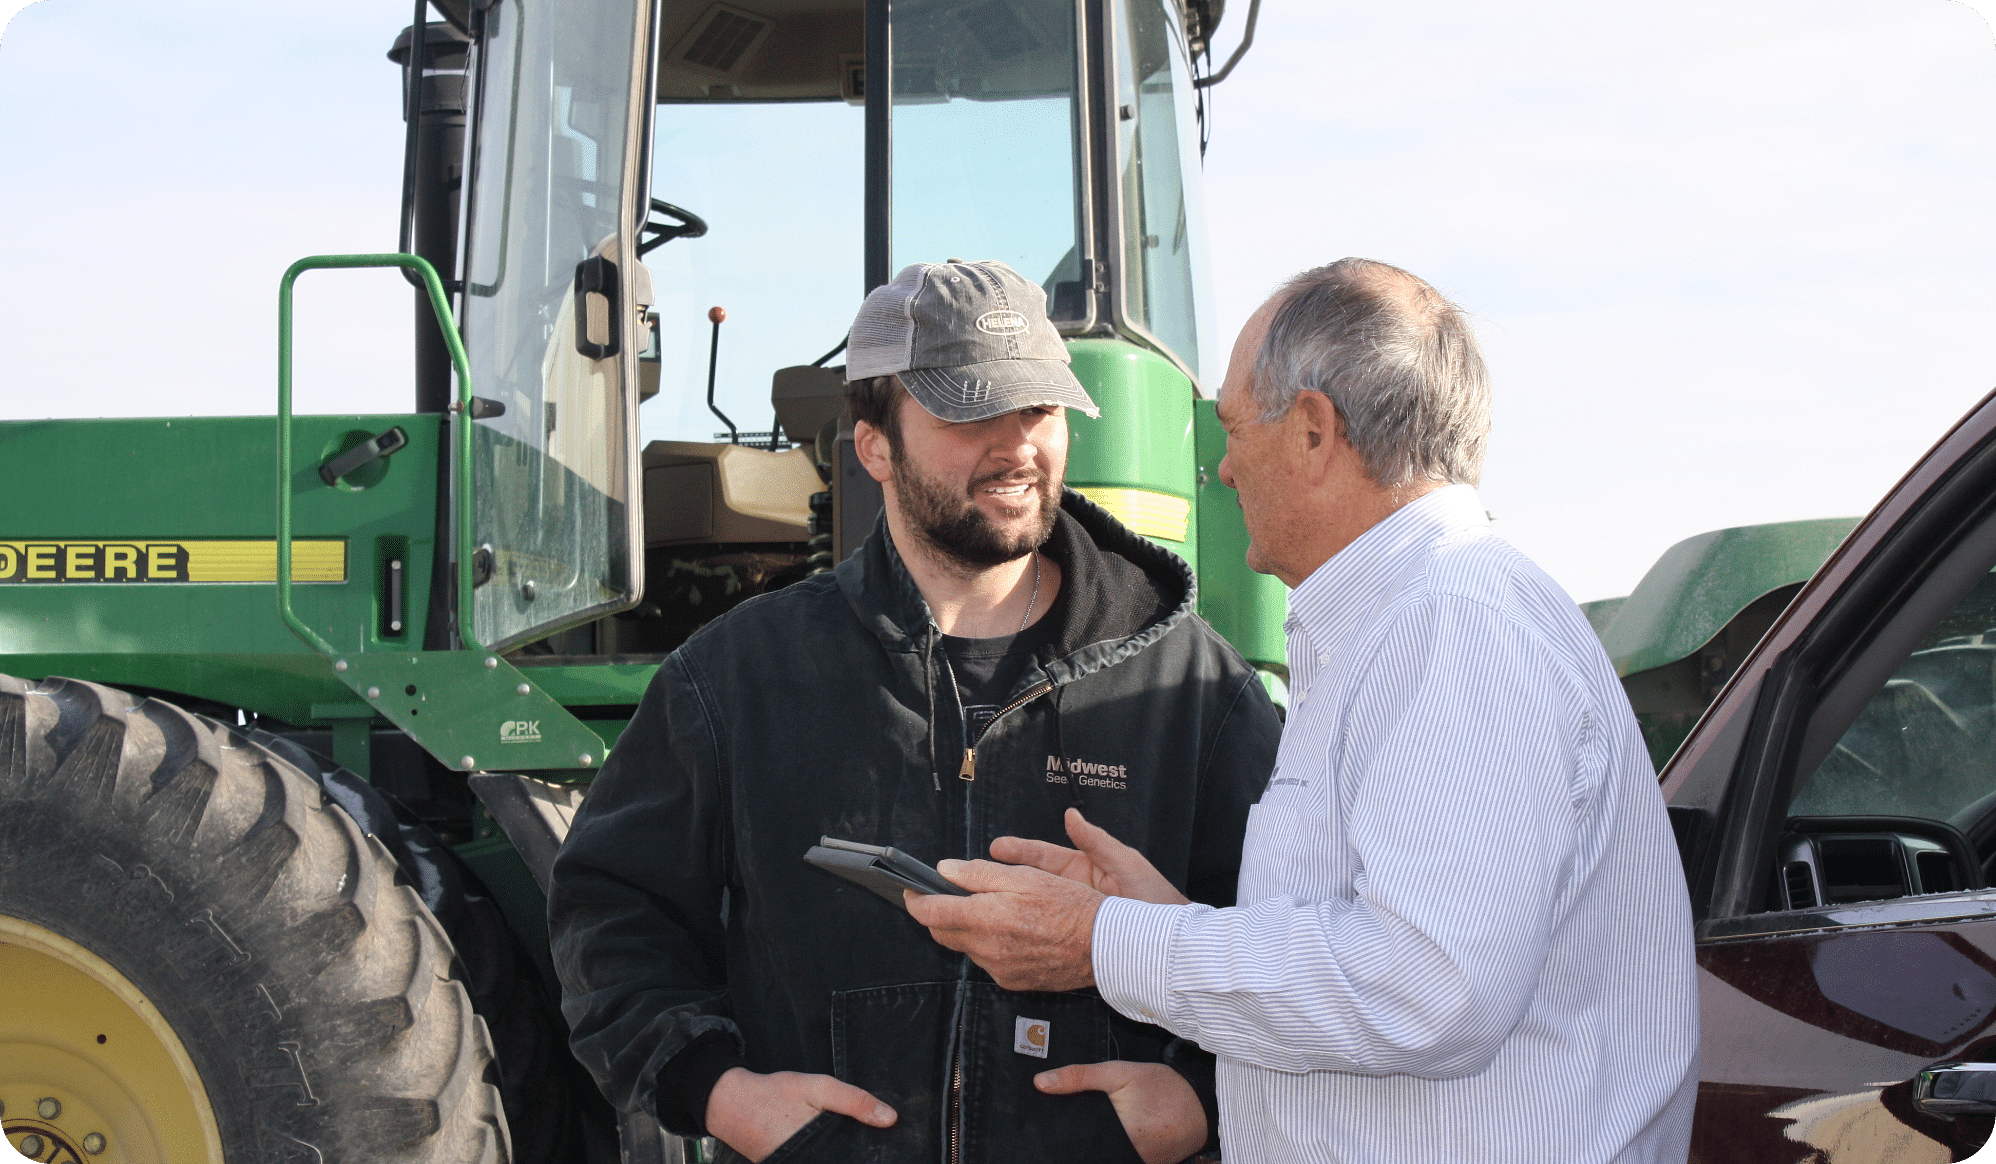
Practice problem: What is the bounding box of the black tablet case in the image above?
[805,837,970,910]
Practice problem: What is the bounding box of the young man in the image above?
[549,260,1280,1164]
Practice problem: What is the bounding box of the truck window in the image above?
[1778,569,1996,905]
[1790,571,1996,828]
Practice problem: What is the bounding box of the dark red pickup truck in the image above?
[1662,388,1996,1161]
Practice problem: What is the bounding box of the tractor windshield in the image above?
[889,0,1087,311]
[460,0,653,650]
[638,0,1212,443]
[640,0,1086,446]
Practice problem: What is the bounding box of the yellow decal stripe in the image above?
[0,540,346,583]
[1075,487,1191,543]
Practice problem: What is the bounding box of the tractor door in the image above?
[459,0,657,651]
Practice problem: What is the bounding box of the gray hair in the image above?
[1249,258,1490,487]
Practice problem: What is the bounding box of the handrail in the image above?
[276,253,481,654]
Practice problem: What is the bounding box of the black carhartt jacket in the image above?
[549,491,1280,1164]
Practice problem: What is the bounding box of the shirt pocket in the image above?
[1237,798,1322,903]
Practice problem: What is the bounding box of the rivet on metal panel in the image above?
[517,683,531,696]
[333,660,348,673]
[484,657,499,669]
[366,687,380,699]
[461,756,476,770]
[578,754,593,766]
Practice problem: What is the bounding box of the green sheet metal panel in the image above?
[0,414,441,720]
[1063,338,1198,570]
[1192,398,1287,671]
[1580,597,1626,637]
[1597,517,1859,677]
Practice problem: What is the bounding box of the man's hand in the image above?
[989,808,1190,905]
[703,1067,895,1162]
[1035,1060,1208,1164]
[904,859,1103,991]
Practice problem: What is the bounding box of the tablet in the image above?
[804,837,970,910]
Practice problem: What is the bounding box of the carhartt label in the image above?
[1014,1016,1049,1058]
[1045,754,1129,790]
[500,720,542,744]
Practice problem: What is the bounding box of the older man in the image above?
[909,258,1700,1162]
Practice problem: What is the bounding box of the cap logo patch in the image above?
[976,310,1029,336]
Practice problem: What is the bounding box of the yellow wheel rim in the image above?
[0,914,224,1163]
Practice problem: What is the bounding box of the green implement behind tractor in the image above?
[0,0,1281,1160]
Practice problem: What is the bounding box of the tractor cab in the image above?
[451,0,1229,666]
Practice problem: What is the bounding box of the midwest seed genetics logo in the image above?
[1045,754,1129,791]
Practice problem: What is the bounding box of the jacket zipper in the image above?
[938,656,1053,1159]
[948,1055,964,1164]
[956,684,1050,781]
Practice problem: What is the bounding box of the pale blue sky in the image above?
[3,0,1994,602]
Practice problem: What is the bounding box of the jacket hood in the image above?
[834,488,1197,687]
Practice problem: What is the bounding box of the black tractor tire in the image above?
[0,674,511,1163]
[251,732,618,1164]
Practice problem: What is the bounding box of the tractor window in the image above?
[461,0,650,649]
[1113,0,1213,386]
[642,100,865,446]
[889,0,1086,317]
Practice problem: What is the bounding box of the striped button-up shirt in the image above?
[1094,485,1699,1162]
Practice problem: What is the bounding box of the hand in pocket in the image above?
[1034,1060,1207,1164]
[705,1067,897,1162]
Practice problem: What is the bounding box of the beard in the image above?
[893,453,1062,571]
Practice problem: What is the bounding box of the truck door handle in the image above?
[1915,1062,1996,1115]
[573,254,620,361]
[319,426,409,486]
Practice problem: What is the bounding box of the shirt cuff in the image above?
[1092,896,1193,1033]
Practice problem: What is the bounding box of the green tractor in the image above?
[0,0,1277,1160]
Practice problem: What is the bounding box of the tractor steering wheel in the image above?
[639,198,709,256]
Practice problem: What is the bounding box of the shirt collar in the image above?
[1285,483,1489,663]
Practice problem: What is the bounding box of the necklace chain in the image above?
[1017,552,1042,634]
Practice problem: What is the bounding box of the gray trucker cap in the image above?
[845,260,1101,422]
